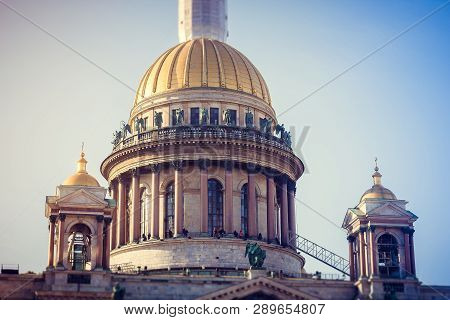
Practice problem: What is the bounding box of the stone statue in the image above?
[223,109,232,126]
[154,111,163,129]
[245,111,254,128]
[200,107,209,125]
[175,109,184,125]
[134,117,146,133]
[275,123,285,137]
[260,117,272,134]
[284,131,292,147]
[112,283,126,300]
[245,242,266,269]
[112,130,122,145]
[120,121,132,140]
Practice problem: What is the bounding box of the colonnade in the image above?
[110,160,298,250]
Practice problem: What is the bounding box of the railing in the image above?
[112,125,291,153]
[288,233,350,276]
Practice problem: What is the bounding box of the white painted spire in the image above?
[178,0,228,43]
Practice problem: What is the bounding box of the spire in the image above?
[178,0,228,43]
[76,144,88,174]
[372,157,382,185]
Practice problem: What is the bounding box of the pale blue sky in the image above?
[0,0,449,285]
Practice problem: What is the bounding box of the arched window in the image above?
[68,224,91,271]
[378,234,400,278]
[165,182,175,238]
[240,184,249,235]
[140,190,148,238]
[208,179,223,235]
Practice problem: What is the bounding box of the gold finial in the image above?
[76,144,88,173]
[372,157,382,185]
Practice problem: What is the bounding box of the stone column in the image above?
[110,181,117,249]
[150,164,160,239]
[358,227,367,278]
[47,216,57,268]
[117,175,126,246]
[130,169,141,243]
[56,213,66,268]
[369,226,377,277]
[266,174,275,242]
[247,167,257,238]
[96,215,104,269]
[104,218,111,270]
[199,159,209,233]
[403,227,411,276]
[172,160,184,237]
[287,180,296,238]
[224,161,233,233]
[347,235,356,281]
[409,229,416,276]
[280,177,289,246]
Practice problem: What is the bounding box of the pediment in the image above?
[57,189,107,208]
[342,209,363,228]
[197,277,319,300]
[368,202,412,218]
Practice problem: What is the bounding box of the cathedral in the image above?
[1,0,449,300]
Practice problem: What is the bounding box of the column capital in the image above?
[199,159,210,170]
[287,179,296,192]
[359,226,367,233]
[224,160,233,171]
[246,163,259,174]
[58,213,66,222]
[402,227,415,235]
[49,215,57,223]
[117,174,125,183]
[104,217,112,224]
[369,225,376,232]
[171,160,184,171]
[347,234,356,242]
[96,215,105,222]
[131,168,140,177]
[148,163,161,173]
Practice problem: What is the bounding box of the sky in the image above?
[0,0,449,285]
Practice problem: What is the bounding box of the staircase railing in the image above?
[288,233,350,276]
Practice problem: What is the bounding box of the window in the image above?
[190,107,199,125]
[378,234,400,278]
[171,109,177,126]
[229,109,237,126]
[210,107,219,125]
[143,117,148,131]
[165,183,175,237]
[140,191,148,238]
[240,184,248,235]
[208,179,223,235]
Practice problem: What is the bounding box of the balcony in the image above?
[112,125,292,153]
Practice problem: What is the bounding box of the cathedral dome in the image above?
[134,38,272,107]
[360,166,396,202]
[63,152,100,187]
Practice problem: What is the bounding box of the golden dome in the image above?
[360,166,396,202]
[63,152,100,187]
[134,38,272,106]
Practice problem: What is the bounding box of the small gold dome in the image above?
[134,38,272,107]
[63,152,100,187]
[360,165,396,202]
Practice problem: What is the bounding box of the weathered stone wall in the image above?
[111,238,304,275]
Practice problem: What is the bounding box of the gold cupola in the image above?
[133,38,272,108]
[360,160,397,202]
[63,151,100,187]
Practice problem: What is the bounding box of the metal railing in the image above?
[288,233,350,276]
[112,125,291,152]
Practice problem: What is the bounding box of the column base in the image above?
[246,268,268,280]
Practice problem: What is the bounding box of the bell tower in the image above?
[342,160,420,299]
[45,151,115,271]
